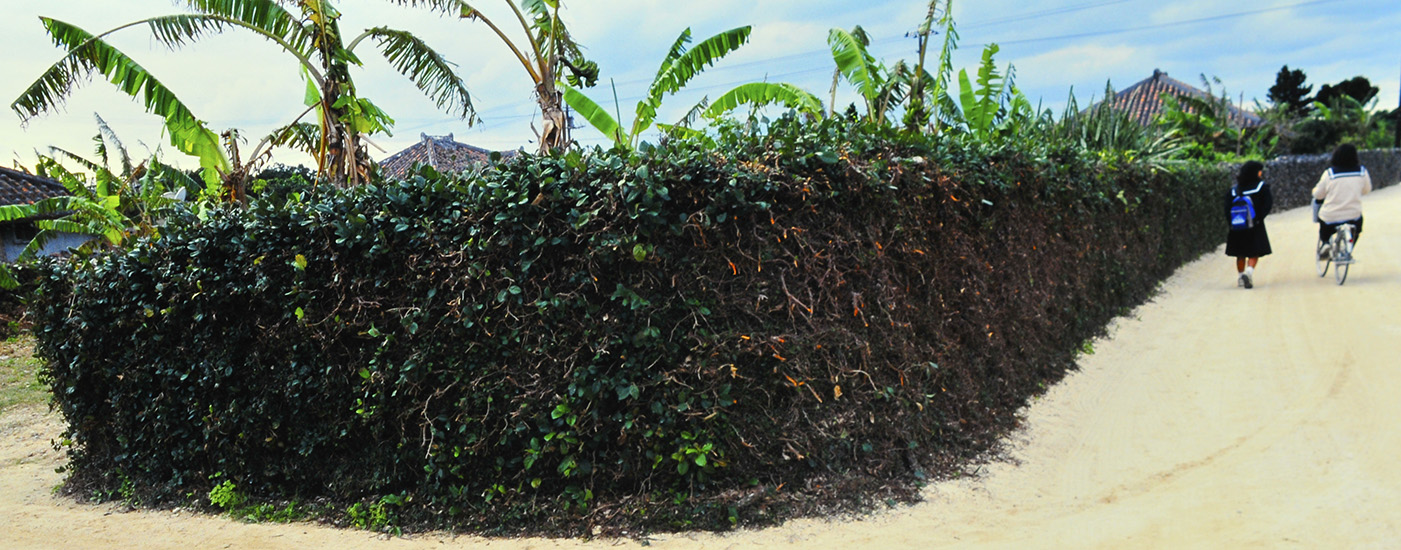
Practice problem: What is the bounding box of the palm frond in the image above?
[970,44,1005,133]
[93,113,134,177]
[48,146,109,180]
[36,218,113,240]
[0,196,78,224]
[674,97,710,129]
[139,158,201,199]
[33,158,89,196]
[267,122,322,157]
[632,28,694,132]
[655,123,706,142]
[636,26,751,136]
[142,13,237,49]
[520,0,554,18]
[655,28,694,83]
[930,1,959,126]
[14,229,65,264]
[703,83,823,119]
[872,61,911,124]
[13,17,231,176]
[0,267,17,290]
[0,203,44,225]
[180,0,313,52]
[655,26,749,95]
[828,26,881,110]
[361,27,476,123]
[956,69,978,130]
[382,0,473,16]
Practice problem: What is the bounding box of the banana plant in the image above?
[945,43,1036,140]
[0,151,192,289]
[827,26,925,127]
[905,0,960,131]
[563,26,821,149]
[954,44,1009,136]
[827,25,883,121]
[13,0,477,187]
[390,0,599,154]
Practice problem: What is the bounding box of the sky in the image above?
[2,0,1399,172]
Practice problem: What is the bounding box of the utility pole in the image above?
[1395,59,1400,148]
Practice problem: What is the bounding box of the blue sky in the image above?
[3,0,1398,170]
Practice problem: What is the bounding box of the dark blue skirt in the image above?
[1225,223,1272,258]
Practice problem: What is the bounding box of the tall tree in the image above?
[391,0,599,154]
[1267,65,1313,117]
[13,0,477,188]
[1315,76,1379,109]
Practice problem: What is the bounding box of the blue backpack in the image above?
[1229,189,1255,231]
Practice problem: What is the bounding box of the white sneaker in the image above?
[1238,273,1248,287]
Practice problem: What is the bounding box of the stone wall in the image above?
[1234,149,1401,211]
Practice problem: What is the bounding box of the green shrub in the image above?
[31,115,1226,534]
[208,480,245,511]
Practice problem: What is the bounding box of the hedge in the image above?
[32,116,1228,534]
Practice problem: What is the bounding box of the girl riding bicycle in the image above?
[1312,144,1372,257]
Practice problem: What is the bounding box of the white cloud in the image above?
[1017,44,1139,87]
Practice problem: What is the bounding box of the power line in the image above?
[987,0,1345,46]
[960,0,1137,29]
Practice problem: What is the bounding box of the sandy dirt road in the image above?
[4,184,1400,549]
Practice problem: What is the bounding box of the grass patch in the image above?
[0,333,47,412]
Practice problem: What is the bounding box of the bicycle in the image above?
[1315,222,1356,285]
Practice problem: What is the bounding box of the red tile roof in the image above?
[0,166,68,207]
[378,133,513,180]
[1104,69,1263,128]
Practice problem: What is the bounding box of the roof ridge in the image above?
[1101,69,1263,128]
[378,134,513,180]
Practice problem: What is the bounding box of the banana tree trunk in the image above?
[536,79,569,155]
[320,94,349,185]
[217,130,249,203]
[313,11,370,187]
[316,97,374,187]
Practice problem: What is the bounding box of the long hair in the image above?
[1236,160,1264,188]
[1330,144,1361,172]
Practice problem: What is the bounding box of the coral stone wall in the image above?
[1236,149,1401,211]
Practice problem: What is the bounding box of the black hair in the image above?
[1330,144,1361,172]
[1236,160,1264,187]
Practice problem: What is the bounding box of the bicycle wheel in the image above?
[1316,239,1330,277]
[1333,230,1351,285]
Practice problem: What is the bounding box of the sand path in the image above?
[5,185,1400,549]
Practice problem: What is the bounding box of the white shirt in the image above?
[1312,167,1372,223]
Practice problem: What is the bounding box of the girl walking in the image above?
[1225,160,1272,289]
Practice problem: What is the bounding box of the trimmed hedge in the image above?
[32,116,1228,533]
